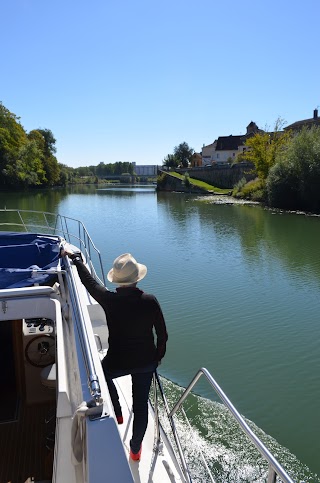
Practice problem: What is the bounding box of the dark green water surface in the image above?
[0,185,319,482]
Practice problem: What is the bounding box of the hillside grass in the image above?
[170,171,230,194]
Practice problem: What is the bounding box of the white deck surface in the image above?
[115,375,184,483]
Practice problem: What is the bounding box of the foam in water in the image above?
[154,377,318,483]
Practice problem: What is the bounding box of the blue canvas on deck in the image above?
[0,232,61,289]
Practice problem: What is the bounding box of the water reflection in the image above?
[1,186,319,477]
[0,188,68,214]
[157,192,320,287]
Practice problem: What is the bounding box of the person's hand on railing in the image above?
[60,244,82,261]
[60,243,73,258]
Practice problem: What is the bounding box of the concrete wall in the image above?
[157,172,209,193]
[132,163,159,176]
[176,163,255,189]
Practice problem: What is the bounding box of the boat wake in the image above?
[157,377,318,483]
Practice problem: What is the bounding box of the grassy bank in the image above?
[169,171,230,194]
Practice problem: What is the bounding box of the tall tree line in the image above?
[74,161,134,177]
[0,102,66,187]
[0,102,135,188]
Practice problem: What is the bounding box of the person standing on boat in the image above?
[63,251,168,462]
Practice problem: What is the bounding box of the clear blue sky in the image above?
[1,0,319,168]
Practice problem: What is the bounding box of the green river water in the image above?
[0,184,319,482]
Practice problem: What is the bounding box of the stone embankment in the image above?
[157,163,255,194]
[156,172,210,194]
[176,163,255,189]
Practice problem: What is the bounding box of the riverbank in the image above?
[197,193,320,218]
[197,194,260,205]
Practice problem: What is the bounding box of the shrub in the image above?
[233,177,266,201]
[157,173,167,188]
[268,126,320,212]
[232,177,247,197]
[266,161,300,209]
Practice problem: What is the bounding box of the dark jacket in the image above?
[72,258,168,370]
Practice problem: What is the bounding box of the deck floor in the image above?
[0,400,55,483]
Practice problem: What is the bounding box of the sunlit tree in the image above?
[174,142,194,168]
[267,125,320,211]
[29,129,60,186]
[163,154,178,169]
[240,119,291,180]
[0,102,27,185]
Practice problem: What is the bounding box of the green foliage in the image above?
[0,102,61,188]
[163,153,179,169]
[243,118,291,180]
[37,129,57,155]
[0,101,137,189]
[0,102,27,184]
[169,171,230,193]
[174,141,194,167]
[43,155,60,186]
[232,177,247,196]
[157,172,167,187]
[267,126,320,212]
[184,172,191,187]
[75,166,94,177]
[84,161,134,177]
[163,142,194,169]
[57,165,70,186]
[17,140,46,186]
[233,177,266,201]
[266,160,299,209]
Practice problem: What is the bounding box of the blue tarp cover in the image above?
[0,232,61,289]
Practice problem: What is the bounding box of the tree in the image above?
[163,154,178,169]
[29,129,60,186]
[75,166,92,177]
[37,129,57,155]
[3,140,46,187]
[267,125,320,212]
[173,142,194,168]
[241,119,291,180]
[58,163,73,186]
[43,155,60,186]
[0,102,27,185]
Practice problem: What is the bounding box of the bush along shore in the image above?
[231,124,320,214]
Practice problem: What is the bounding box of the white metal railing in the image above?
[0,208,106,285]
[152,368,295,483]
[63,255,102,404]
[0,209,105,405]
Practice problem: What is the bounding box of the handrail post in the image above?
[267,467,277,483]
[168,370,203,418]
[154,372,193,483]
[152,373,161,447]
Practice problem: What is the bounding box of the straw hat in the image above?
[107,253,147,285]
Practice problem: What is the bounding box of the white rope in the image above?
[71,401,88,465]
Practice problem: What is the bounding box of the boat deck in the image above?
[115,375,183,482]
[0,400,55,483]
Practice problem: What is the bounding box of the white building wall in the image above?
[201,142,217,165]
[132,163,159,176]
[213,150,237,163]
[202,145,242,164]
